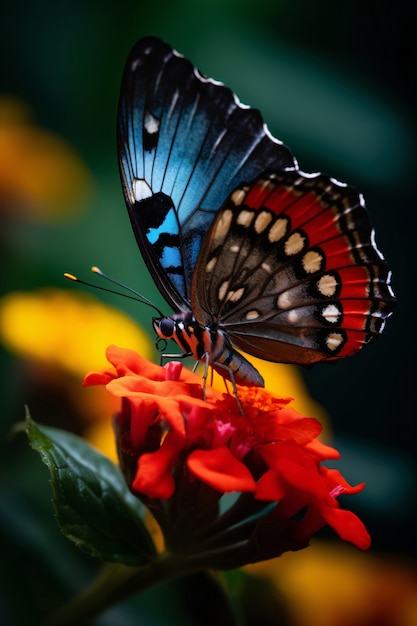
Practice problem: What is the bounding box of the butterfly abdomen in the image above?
[153,312,265,387]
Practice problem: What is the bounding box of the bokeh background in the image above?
[1,1,416,625]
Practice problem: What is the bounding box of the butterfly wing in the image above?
[117,36,296,312]
[192,171,396,365]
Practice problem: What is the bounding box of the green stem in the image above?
[41,552,197,626]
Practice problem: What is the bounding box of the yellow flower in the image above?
[0,288,153,376]
[0,288,154,460]
[247,541,417,626]
[0,96,92,220]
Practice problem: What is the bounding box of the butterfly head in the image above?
[153,311,196,342]
[152,316,177,341]
[153,312,216,364]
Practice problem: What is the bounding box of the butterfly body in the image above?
[117,36,395,386]
[153,311,265,386]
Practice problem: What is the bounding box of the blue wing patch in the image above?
[117,36,296,311]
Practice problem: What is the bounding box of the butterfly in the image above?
[117,35,395,388]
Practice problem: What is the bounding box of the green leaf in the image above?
[23,409,157,566]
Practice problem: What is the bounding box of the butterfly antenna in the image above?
[64,266,164,317]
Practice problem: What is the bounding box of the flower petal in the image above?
[87,345,371,560]
[322,507,371,550]
[132,432,184,499]
[187,447,257,493]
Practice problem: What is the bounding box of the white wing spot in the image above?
[287,309,300,323]
[144,112,160,135]
[326,332,344,351]
[302,250,323,274]
[230,188,246,206]
[212,210,233,242]
[230,245,240,253]
[245,309,260,320]
[321,303,341,324]
[133,179,152,201]
[226,287,245,302]
[268,217,288,243]
[277,291,294,310]
[218,281,229,301]
[261,262,273,274]
[317,274,338,297]
[254,211,273,233]
[285,231,306,256]
[236,209,254,227]
[206,257,217,272]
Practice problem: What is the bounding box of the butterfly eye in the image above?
[158,317,175,338]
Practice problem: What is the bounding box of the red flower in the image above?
[84,345,370,568]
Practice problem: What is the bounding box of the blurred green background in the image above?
[1,1,416,624]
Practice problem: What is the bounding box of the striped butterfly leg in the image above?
[193,351,251,414]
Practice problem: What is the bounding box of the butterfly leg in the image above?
[209,358,245,414]
[195,351,210,402]
[159,350,193,366]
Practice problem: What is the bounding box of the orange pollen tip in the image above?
[63,272,78,281]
